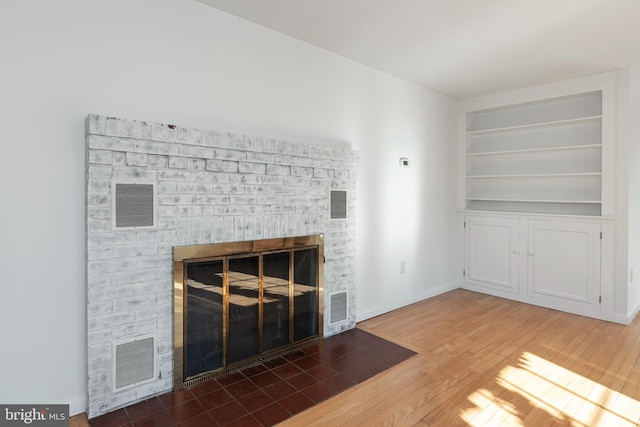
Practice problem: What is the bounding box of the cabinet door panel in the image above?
[465,216,520,293]
[528,221,601,308]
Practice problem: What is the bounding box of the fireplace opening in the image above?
[173,235,323,389]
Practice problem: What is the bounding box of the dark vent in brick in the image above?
[330,292,348,324]
[330,190,347,219]
[115,183,154,228]
[115,337,154,389]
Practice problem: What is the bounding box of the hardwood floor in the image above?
[76,289,640,426]
[280,289,640,426]
[69,412,88,427]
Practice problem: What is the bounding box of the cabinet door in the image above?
[527,220,601,309]
[465,216,520,293]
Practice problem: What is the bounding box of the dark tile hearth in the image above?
[89,329,415,427]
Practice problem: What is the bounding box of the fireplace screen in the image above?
[174,235,323,389]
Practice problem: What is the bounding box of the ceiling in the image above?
[195,0,640,99]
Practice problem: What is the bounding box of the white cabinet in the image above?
[464,91,603,216]
[464,216,520,293]
[458,71,624,322]
[464,215,601,312]
[527,220,601,309]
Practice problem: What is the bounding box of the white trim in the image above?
[460,283,625,324]
[625,301,640,325]
[68,395,86,417]
[356,281,460,323]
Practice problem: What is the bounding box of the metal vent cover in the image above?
[114,337,154,389]
[330,190,347,219]
[114,183,155,228]
[330,292,348,324]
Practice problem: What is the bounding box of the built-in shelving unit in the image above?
[464,91,603,216]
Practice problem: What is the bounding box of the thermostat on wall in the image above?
[399,157,410,167]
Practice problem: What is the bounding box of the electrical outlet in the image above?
[400,261,406,274]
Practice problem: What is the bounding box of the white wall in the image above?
[355,84,459,320]
[626,69,640,317]
[612,69,640,321]
[0,0,458,414]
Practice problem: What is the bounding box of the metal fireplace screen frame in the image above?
[173,235,324,390]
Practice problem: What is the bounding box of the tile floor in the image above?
[88,329,416,427]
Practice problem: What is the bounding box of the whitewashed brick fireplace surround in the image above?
[85,114,359,417]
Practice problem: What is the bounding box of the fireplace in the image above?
[173,235,324,389]
[85,114,357,417]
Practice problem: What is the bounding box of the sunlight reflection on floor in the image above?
[461,352,640,426]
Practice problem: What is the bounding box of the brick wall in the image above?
[85,114,359,417]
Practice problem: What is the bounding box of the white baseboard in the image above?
[68,394,86,417]
[461,283,630,325]
[631,303,640,323]
[356,281,460,323]
[619,302,640,325]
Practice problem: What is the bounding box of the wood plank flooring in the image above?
[280,289,640,427]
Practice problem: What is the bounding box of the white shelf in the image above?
[466,172,602,179]
[466,115,602,135]
[465,197,601,204]
[457,208,613,220]
[466,91,602,132]
[463,90,603,216]
[466,144,602,157]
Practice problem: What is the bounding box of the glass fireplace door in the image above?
[185,260,224,378]
[227,256,260,365]
[262,252,291,352]
[293,248,318,342]
[175,235,324,389]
